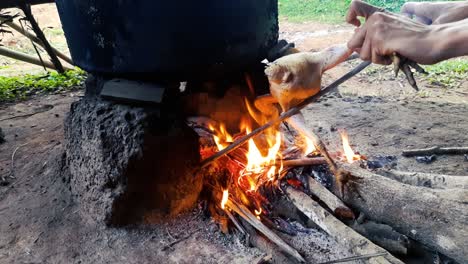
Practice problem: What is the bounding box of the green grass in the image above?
[424,58,468,89]
[0,68,86,102]
[279,0,427,23]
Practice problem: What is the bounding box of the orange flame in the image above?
[340,130,360,163]
[209,98,287,217]
[209,123,233,151]
[303,136,316,155]
[221,189,229,210]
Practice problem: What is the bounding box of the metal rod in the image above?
[200,61,371,168]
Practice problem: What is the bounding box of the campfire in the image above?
[185,75,405,263]
[181,66,467,263]
[199,97,361,217]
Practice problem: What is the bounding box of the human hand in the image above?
[346,1,443,65]
[401,1,468,25]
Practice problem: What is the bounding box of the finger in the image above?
[346,0,383,27]
[347,27,367,51]
[401,2,417,16]
[346,1,363,27]
[359,33,372,61]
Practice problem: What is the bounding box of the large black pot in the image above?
[55,0,278,79]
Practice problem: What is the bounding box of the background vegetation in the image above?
[0,0,465,102]
[279,0,434,23]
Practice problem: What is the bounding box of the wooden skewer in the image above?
[200,61,371,168]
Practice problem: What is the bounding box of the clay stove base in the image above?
[64,89,202,225]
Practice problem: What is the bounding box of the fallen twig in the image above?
[11,142,28,178]
[402,146,468,157]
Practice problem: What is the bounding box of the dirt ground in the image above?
[0,4,468,264]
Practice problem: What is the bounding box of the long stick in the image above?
[402,146,468,157]
[20,3,65,73]
[201,61,371,168]
[0,46,57,70]
[0,17,73,65]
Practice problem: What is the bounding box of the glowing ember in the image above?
[340,130,361,163]
[255,208,262,220]
[221,189,229,210]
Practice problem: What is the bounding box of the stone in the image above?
[64,93,202,226]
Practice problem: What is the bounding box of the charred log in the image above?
[338,164,468,263]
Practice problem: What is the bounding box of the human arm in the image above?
[401,1,468,25]
[346,1,468,64]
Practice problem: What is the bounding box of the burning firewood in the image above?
[336,164,468,263]
[281,157,326,167]
[306,176,355,219]
[285,186,403,264]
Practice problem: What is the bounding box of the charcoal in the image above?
[366,155,397,169]
[0,127,5,144]
[415,155,437,164]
